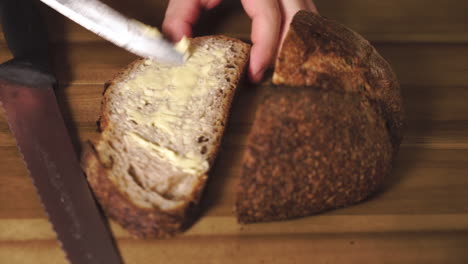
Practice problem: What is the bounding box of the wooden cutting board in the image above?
[1,0,468,263]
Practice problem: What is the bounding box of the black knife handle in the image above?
[0,0,52,75]
[0,59,55,87]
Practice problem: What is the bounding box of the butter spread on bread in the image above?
[83,36,250,238]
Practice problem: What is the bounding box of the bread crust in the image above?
[82,143,208,237]
[82,36,250,238]
[236,87,392,223]
[274,11,404,151]
[237,11,404,223]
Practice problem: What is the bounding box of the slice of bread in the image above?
[83,36,250,238]
[236,11,404,223]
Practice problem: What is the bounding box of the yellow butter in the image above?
[132,20,162,38]
[126,43,227,127]
[123,42,229,173]
[128,133,209,174]
[174,36,191,58]
[133,20,190,61]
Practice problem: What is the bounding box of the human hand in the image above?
[162,0,318,83]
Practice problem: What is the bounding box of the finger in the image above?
[163,0,200,41]
[279,0,318,17]
[162,0,222,41]
[241,0,281,83]
[200,0,222,9]
[305,0,319,13]
[278,0,309,30]
[278,0,317,45]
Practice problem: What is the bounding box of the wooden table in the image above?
[1,0,468,263]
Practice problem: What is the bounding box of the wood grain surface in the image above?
[1,0,468,263]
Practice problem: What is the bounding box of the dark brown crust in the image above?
[82,36,250,238]
[237,87,393,222]
[236,11,403,223]
[274,11,404,151]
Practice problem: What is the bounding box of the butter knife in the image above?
[40,0,184,64]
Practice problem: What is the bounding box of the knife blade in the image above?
[40,0,184,64]
[0,0,123,263]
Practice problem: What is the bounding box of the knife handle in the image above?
[0,58,56,88]
[0,0,51,73]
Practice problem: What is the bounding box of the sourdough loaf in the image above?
[236,11,404,223]
[83,36,250,237]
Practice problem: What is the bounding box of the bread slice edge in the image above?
[82,35,250,238]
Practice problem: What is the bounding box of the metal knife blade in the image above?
[0,0,123,263]
[40,0,184,64]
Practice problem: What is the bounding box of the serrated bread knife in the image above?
[0,0,123,263]
[40,0,184,64]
